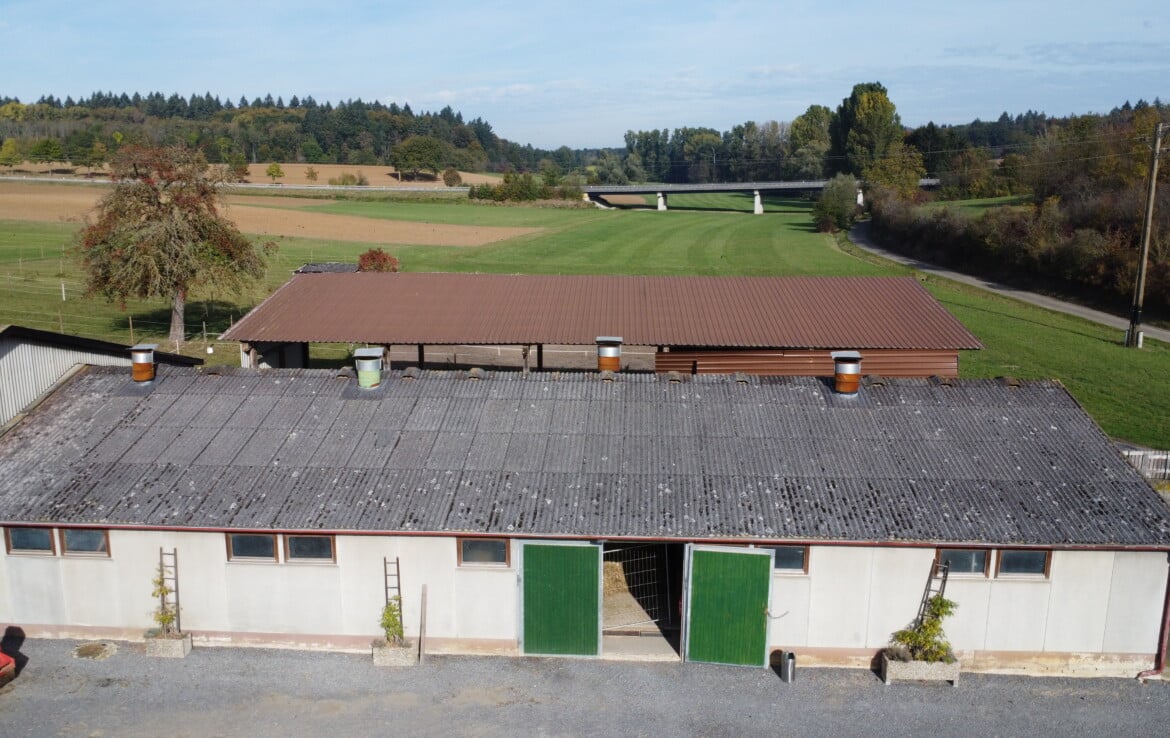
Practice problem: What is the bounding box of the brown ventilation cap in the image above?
[129,344,158,383]
[830,350,862,395]
[596,336,622,373]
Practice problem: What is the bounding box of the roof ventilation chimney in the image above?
[831,350,862,395]
[596,336,622,373]
[130,344,157,383]
[354,348,384,389]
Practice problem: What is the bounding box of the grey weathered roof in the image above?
[0,366,1165,548]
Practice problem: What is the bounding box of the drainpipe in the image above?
[1137,558,1170,682]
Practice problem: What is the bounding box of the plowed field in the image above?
[0,182,538,246]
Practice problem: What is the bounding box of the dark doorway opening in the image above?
[602,542,684,657]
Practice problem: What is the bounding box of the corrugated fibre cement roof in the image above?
[220,273,984,350]
[0,366,1165,548]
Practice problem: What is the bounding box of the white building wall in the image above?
[767,545,1167,660]
[1104,551,1168,653]
[2,531,1163,664]
[0,529,519,645]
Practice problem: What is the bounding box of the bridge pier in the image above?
[657,192,668,211]
[753,190,763,215]
[856,188,865,207]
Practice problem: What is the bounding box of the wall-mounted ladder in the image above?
[384,556,402,609]
[159,547,181,633]
[916,560,949,627]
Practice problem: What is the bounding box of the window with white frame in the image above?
[765,545,808,573]
[457,538,509,567]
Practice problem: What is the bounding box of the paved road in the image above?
[850,222,1170,346]
[1,639,1168,737]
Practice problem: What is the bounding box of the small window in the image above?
[227,533,277,561]
[286,535,335,562]
[997,549,1050,577]
[937,548,988,577]
[458,538,509,567]
[60,528,109,556]
[767,546,808,573]
[5,527,55,554]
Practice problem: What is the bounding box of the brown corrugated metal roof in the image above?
[221,274,983,350]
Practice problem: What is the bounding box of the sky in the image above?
[3,1,1168,149]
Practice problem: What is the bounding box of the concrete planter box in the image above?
[881,652,960,686]
[145,632,192,658]
[372,639,417,667]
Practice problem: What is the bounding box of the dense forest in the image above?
[0,88,1165,189]
[0,91,601,174]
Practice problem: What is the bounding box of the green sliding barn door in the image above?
[521,542,601,656]
[684,546,772,667]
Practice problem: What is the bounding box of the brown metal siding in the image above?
[655,349,960,377]
[222,274,983,351]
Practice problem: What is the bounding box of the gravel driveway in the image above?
[1,639,1168,737]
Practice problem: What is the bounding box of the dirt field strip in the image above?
[0,182,539,247]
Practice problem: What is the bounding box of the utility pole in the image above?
[1126,121,1167,348]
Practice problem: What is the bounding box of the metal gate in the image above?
[682,545,771,667]
[603,543,666,630]
[520,542,601,656]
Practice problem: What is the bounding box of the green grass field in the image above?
[921,195,1031,216]
[1,191,1167,447]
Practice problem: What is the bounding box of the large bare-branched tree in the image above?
[77,145,274,345]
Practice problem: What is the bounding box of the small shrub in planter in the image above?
[372,596,416,666]
[881,594,959,686]
[145,563,191,658]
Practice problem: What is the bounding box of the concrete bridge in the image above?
[582,179,940,214]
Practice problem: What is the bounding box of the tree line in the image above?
[0,91,606,175]
[866,104,1170,318]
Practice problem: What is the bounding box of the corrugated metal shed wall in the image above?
[655,349,960,377]
[0,337,132,425]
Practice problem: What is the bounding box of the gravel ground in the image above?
[1,639,1168,737]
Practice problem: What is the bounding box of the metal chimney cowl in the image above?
[596,336,622,373]
[831,350,862,395]
[130,344,158,383]
[354,348,384,389]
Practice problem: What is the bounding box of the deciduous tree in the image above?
[862,143,926,200]
[0,138,21,171]
[389,135,445,180]
[265,162,285,184]
[829,82,903,175]
[812,173,860,232]
[76,145,274,345]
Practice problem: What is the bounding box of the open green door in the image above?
[684,546,772,667]
[521,542,601,656]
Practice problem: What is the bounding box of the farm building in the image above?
[1,354,1167,677]
[220,273,983,377]
[0,324,201,427]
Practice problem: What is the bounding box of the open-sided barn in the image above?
[221,274,983,377]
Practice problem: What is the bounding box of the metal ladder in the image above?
[159,547,181,633]
[916,560,949,627]
[384,556,402,609]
